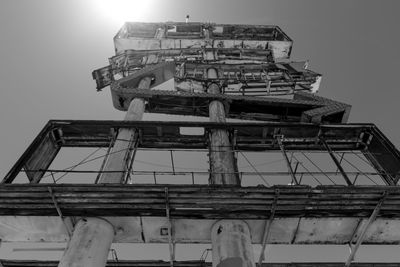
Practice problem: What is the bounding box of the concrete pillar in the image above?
[211,220,255,267]
[58,218,114,267]
[207,68,239,185]
[58,77,151,267]
[98,77,151,184]
[207,68,255,267]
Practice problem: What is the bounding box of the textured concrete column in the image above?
[211,220,255,267]
[207,68,239,185]
[98,77,151,184]
[58,218,114,267]
[207,68,255,267]
[58,77,151,267]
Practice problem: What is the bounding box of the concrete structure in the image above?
[1,21,400,267]
[58,77,152,266]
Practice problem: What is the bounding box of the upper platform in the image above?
[93,22,324,113]
[114,22,293,60]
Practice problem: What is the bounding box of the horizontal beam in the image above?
[0,184,400,218]
[50,120,371,151]
[0,260,399,267]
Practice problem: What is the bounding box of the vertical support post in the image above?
[58,77,151,267]
[207,68,239,185]
[206,47,255,267]
[98,77,151,183]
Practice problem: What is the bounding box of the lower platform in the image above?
[1,185,400,244]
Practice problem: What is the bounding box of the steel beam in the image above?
[320,136,352,185]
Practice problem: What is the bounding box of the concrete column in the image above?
[58,218,114,267]
[207,68,255,267]
[98,77,151,184]
[58,77,151,267]
[207,68,239,185]
[211,220,255,267]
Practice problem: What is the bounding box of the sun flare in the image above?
[96,0,154,27]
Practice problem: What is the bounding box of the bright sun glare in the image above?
[96,0,154,27]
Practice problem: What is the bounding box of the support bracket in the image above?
[345,191,388,266]
[320,136,352,186]
[48,187,73,238]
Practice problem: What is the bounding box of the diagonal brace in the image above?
[48,187,73,237]
[258,189,279,266]
[320,136,352,185]
[276,135,299,185]
[345,191,388,266]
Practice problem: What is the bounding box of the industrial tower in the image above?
[1,22,400,267]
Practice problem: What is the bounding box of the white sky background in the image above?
[0,0,400,263]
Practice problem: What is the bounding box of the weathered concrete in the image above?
[207,68,239,185]
[207,62,254,267]
[98,77,151,184]
[58,217,114,267]
[211,220,255,267]
[58,77,151,267]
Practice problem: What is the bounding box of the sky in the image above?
[1,0,400,179]
[0,0,400,263]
